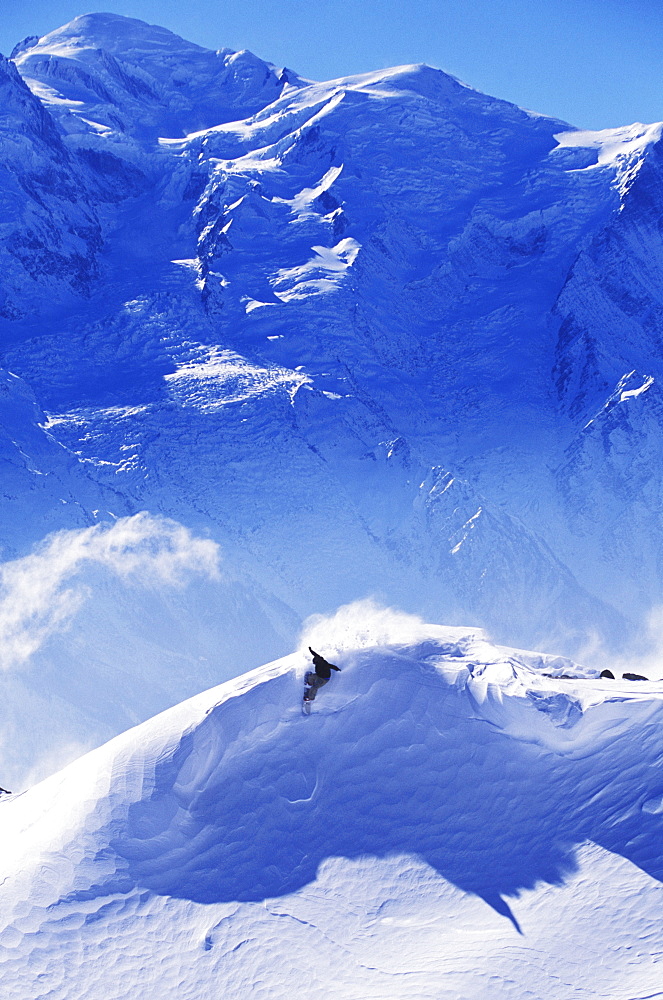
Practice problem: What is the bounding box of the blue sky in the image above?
[1,0,660,129]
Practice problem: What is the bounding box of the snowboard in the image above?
[303,684,313,714]
[302,673,315,714]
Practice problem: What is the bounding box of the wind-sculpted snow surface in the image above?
[2,629,663,999]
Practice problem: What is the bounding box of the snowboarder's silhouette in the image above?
[303,647,340,707]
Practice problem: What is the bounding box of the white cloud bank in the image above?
[0,513,220,671]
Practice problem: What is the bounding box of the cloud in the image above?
[300,598,433,657]
[600,604,663,681]
[0,513,221,671]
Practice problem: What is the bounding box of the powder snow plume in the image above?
[300,598,445,659]
[585,604,663,682]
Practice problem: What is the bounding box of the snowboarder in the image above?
[303,646,341,712]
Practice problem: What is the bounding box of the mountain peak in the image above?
[29,12,211,57]
[12,12,292,139]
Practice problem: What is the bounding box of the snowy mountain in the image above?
[13,13,298,140]
[0,13,662,778]
[3,15,663,997]
[3,624,663,999]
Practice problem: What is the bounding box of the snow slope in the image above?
[0,52,103,317]
[2,17,663,998]
[2,626,663,999]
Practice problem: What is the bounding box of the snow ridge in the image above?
[2,629,663,999]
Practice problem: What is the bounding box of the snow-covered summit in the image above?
[2,624,663,998]
[3,17,663,994]
[15,12,221,60]
[12,13,299,140]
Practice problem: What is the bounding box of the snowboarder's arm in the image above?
[308,646,340,671]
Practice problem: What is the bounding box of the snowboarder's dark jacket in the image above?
[309,647,341,679]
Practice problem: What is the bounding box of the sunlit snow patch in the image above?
[272,238,361,301]
[554,122,663,195]
[164,346,311,410]
[582,370,655,430]
[272,164,344,218]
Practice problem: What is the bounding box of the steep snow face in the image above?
[0,53,102,316]
[0,366,124,553]
[548,127,663,614]
[2,631,663,999]
[13,14,297,141]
